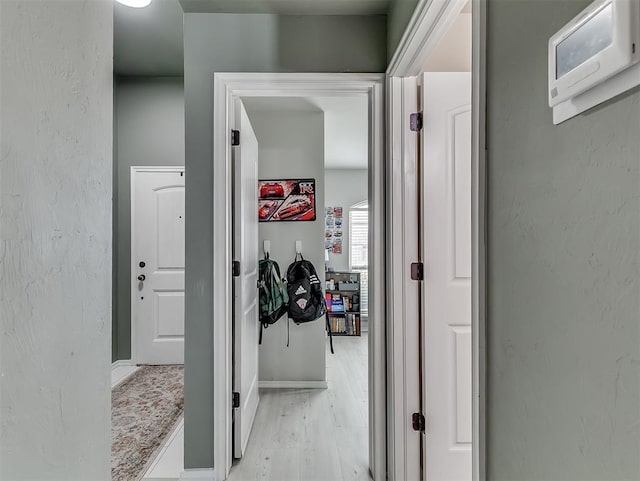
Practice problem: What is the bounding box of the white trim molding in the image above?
[258,381,328,389]
[385,1,487,480]
[387,0,469,77]
[213,73,385,481]
[111,359,138,389]
[386,75,422,481]
[471,1,488,479]
[179,468,216,481]
[111,359,134,369]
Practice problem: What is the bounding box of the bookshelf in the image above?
[325,271,361,336]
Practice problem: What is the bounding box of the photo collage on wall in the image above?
[258,179,316,222]
[325,206,343,254]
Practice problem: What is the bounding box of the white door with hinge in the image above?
[132,167,185,365]
[421,72,472,480]
[232,99,260,459]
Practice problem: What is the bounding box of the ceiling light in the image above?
[115,0,152,8]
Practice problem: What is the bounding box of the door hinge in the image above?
[410,262,424,281]
[232,260,241,277]
[410,112,423,132]
[231,129,240,146]
[412,412,426,432]
[232,392,240,409]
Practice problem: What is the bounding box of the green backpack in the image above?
[258,255,289,344]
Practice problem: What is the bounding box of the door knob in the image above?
[137,274,146,281]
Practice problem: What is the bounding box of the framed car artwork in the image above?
[258,178,317,222]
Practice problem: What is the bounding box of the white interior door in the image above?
[421,72,472,480]
[232,99,260,459]
[132,168,185,365]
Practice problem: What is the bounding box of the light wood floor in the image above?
[228,334,370,481]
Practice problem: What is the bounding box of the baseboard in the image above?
[258,380,328,389]
[111,359,139,389]
[179,468,216,481]
[112,359,134,369]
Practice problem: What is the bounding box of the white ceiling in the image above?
[114,0,392,76]
[242,96,369,170]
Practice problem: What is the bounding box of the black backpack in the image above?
[286,255,333,353]
[258,255,289,344]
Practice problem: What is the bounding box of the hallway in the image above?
[140,334,369,480]
[229,334,369,481]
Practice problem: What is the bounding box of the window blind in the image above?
[349,206,368,315]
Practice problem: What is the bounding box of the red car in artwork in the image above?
[260,182,285,198]
[277,197,312,219]
[258,200,279,220]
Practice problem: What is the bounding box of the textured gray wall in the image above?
[0,0,113,478]
[249,110,327,384]
[487,1,640,479]
[183,13,386,469]
[113,77,185,361]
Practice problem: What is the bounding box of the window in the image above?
[349,201,368,316]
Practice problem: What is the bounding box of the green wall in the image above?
[486,1,640,479]
[183,13,387,469]
[113,77,185,361]
[387,0,419,61]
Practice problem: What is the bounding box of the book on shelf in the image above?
[329,313,360,335]
[331,293,345,312]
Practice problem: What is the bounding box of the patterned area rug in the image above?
[112,365,184,481]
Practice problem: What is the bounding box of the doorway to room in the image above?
[225,94,371,480]
[111,166,186,481]
[212,73,385,481]
[386,0,484,479]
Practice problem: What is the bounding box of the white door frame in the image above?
[212,73,385,481]
[385,0,487,480]
[130,165,185,366]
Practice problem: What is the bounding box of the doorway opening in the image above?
[211,73,385,481]
[111,75,187,480]
[386,0,485,479]
[111,166,186,481]
[225,95,371,480]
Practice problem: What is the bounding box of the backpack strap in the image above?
[259,322,263,345]
[325,313,334,354]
